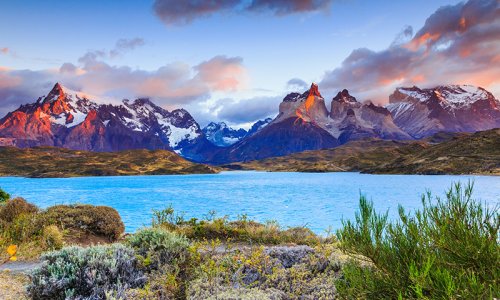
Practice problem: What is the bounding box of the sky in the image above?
[1,0,499,128]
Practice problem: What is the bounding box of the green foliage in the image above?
[127,227,190,268]
[336,182,500,299]
[151,206,322,245]
[42,204,125,240]
[28,244,146,300]
[0,198,41,244]
[0,187,10,203]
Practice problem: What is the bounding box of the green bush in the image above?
[0,197,38,222]
[28,244,146,300]
[336,182,499,299]
[42,204,124,240]
[0,187,10,203]
[126,227,190,269]
[151,206,322,245]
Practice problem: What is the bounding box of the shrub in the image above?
[126,227,190,269]
[42,204,124,240]
[28,244,146,300]
[42,225,63,250]
[152,206,321,245]
[336,182,499,299]
[0,197,38,222]
[0,187,10,203]
[187,244,342,300]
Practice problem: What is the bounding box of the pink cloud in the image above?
[320,0,500,103]
[195,56,247,91]
[0,50,247,116]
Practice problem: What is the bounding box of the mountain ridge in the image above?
[0,82,499,164]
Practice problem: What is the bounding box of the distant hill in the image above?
[0,147,218,178]
[226,129,500,175]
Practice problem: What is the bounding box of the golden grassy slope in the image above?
[0,147,219,178]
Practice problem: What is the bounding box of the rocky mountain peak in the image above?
[308,82,322,98]
[43,82,66,103]
[332,89,357,103]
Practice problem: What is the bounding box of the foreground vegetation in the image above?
[230,129,500,175]
[1,182,498,299]
[0,146,218,178]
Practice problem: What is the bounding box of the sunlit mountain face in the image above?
[2,81,497,164]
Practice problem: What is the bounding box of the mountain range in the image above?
[0,82,499,164]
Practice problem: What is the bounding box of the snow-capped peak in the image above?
[394,85,495,108]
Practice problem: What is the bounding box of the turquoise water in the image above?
[0,172,498,234]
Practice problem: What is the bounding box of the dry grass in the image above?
[0,271,29,300]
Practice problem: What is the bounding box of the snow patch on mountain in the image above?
[202,122,247,147]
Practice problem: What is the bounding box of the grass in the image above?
[0,271,29,300]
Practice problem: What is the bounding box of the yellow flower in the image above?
[6,244,17,256]
[9,256,17,261]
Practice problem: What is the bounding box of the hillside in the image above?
[0,147,218,178]
[227,129,500,175]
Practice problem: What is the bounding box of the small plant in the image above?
[336,182,499,299]
[0,187,10,203]
[1,244,18,263]
[151,205,185,229]
[127,227,190,269]
[28,244,146,300]
[42,225,64,250]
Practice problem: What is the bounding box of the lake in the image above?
[0,171,498,234]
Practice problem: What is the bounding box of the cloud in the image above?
[390,25,413,47]
[286,78,308,90]
[110,38,145,58]
[248,0,332,15]
[210,96,280,124]
[78,38,145,64]
[153,0,333,25]
[195,56,247,91]
[320,0,500,103]
[0,48,8,55]
[0,44,247,117]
